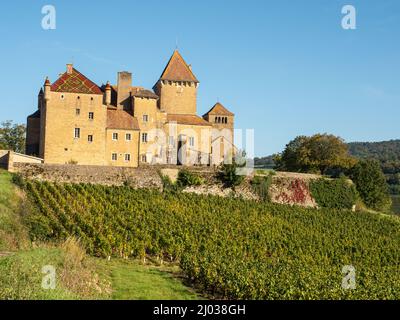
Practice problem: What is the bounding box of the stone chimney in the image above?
[44,77,51,101]
[105,81,111,105]
[117,71,132,109]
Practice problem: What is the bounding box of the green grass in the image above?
[0,170,29,251]
[95,258,200,300]
[392,195,400,215]
[0,248,79,299]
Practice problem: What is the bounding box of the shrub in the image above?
[160,175,180,193]
[217,163,244,189]
[251,173,274,201]
[350,160,392,211]
[310,176,358,209]
[177,170,204,187]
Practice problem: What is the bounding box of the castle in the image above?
[26,50,235,167]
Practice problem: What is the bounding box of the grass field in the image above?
[95,259,199,300]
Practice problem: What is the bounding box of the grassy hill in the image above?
[13,177,400,299]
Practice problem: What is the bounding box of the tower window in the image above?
[112,133,118,140]
[88,135,93,142]
[74,128,80,139]
[168,136,175,146]
[189,137,195,147]
[111,153,117,161]
[143,114,149,122]
[76,108,80,116]
[142,133,148,143]
[88,112,94,120]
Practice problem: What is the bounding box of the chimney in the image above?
[67,63,73,75]
[117,71,132,109]
[44,77,51,101]
[105,81,111,105]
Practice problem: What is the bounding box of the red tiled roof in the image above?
[159,50,199,83]
[167,114,211,126]
[203,102,234,117]
[51,68,102,95]
[107,109,140,130]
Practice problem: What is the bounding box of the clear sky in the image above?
[0,0,399,156]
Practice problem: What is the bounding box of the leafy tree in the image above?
[275,134,357,174]
[350,159,392,211]
[0,120,26,153]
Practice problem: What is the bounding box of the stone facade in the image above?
[26,50,236,168]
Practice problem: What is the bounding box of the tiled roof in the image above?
[167,114,211,126]
[51,68,102,95]
[159,50,199,83]
[107,109,140,130]
[132,89,159,99]
[203,102,234,117]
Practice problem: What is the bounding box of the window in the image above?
[125,154,131,162]
[143,114,149,122]
[189,137,195,147]
[112,133,118,140]
[76,108,80,116]
[88,135,93,142]
[126,133,131,141]
[74,128,80,139]
[168,136,175,146]
[61,94,65,100]
[142,133,148,143]
[111,153,117,161]
[88,112,94,120]
[141,155,147,163]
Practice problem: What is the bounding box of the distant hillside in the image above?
[347,140,400,162]
[255,139,400,195]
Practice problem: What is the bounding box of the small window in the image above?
[76,108,80,116]
[88,112,94,120]
[141,133,148,143]
[74,128,80,139]
[168,136,175,146]
[143,114,149,122]
[111,153,117,161]
[125,154,131,162]
[126,133,132,141]
[112,133,118,140]
[141,155,147,163]
[61,94,65,100]
[189,137,195,147]
[88,135,93,142]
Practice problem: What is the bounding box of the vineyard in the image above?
[21,179,400,299]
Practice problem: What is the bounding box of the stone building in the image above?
[26,50,235,167]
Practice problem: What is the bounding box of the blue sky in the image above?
[0,0,399,156]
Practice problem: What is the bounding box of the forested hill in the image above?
[347,140,400,162]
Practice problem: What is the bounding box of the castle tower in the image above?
[203,102,235,165]
[153,50,199,115]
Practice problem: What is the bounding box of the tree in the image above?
[275,134,357,174]
[0,120,26,153]
[350,159,392,211]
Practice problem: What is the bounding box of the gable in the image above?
[51,68,102,95]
